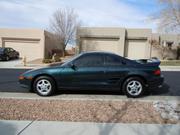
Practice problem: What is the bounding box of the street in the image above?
[0,69,179,96]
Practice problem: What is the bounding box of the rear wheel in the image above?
[5,56,9,61]
[33,76,56,96]
[123,77,145,98]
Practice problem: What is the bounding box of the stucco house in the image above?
[77,27,180,60]
[0,28,62,61]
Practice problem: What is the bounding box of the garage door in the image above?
[5,41,42,61]
[81,38,119,55]
[126,40,147,59]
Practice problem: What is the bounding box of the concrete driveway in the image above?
[0,59,22,68]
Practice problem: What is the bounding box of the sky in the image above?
[0,0,161,32]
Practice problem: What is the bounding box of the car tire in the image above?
[122,77,145,98]
[16,55,19,59]
[5,56,9,61]
[33,76,56,96]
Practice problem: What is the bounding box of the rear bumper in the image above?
[147,75,164,89]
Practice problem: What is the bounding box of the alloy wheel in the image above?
[126,80,142,96]
[36,79,52,95]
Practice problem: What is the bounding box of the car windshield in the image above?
[61,53,82,67]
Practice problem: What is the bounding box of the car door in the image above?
[104,54,129,89]
[59,53,106,89]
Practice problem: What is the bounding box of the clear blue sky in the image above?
[0,0,161,32]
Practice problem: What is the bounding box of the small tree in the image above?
[150,39,169,60]
[153,0,180,33]
[177,45,180,59]
[49,8,80,57]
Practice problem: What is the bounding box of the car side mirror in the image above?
[70,63,77,70]
[122,61,126,65]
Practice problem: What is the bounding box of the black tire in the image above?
[15,56,19,59]
[33,76,56,96]
[5,56,9,61]
[122,77,145,98]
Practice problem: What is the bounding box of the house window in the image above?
[167,42,173,49]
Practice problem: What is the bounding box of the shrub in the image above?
[42,59,52,63]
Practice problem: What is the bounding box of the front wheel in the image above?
[123,77,145,98]
[5,56,9,61]
[33,76,56,96]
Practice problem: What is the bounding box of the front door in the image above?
[59,53,106,89]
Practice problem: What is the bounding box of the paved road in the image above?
[0,69,179,96]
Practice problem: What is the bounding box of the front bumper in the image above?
[19,79,32,89]
[147,75,164,89]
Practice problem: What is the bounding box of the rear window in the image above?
[0,48,4,53]
[105,54,123,66]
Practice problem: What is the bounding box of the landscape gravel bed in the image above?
[0,98,179,124]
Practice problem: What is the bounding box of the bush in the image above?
[53,55,61,62]
[42,59,52,63]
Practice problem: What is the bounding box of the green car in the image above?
[19,52,164,98]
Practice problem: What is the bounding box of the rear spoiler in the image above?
[135,58,161,67]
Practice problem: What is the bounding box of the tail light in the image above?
[154,69,161,75]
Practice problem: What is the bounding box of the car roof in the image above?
[81,51,122,56]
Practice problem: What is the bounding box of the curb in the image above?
[0,92,179,102]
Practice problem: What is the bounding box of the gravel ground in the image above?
[0,98,179,124]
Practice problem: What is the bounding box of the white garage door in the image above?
[81,38,119,55]
[5,41,42,61]
[127,40,147,59]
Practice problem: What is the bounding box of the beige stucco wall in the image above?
[0,28,45,61]
[78,27,151,59]
[151,46,177,60]
[77,27,126,56]
[125,28,152,59]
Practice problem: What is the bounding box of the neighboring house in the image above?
[152,33,180,48]
[77,27,180,60]
[77,27,152,59]
[151,33,180,59]
[0,28,62,61]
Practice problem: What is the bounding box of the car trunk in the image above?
[135,58,161,67]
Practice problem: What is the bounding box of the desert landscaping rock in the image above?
[153,101,180,121]
[0,98,179,124]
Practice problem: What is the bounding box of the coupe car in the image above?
[0,47,19,61]
[19,52,164,98]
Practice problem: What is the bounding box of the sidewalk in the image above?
[0,120,179,135]
[0,92,180,102]
[160,66,180,71]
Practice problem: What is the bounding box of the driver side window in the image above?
[74,54,104,67]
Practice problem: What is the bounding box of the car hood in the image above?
[21,65,64,77]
